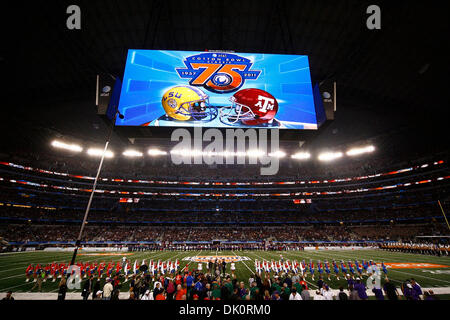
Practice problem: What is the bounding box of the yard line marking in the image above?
[0,273,27,280]
[0,266,32,273]
[232,250,253,274]
[0,281,35,292]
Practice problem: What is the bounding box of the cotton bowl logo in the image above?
[176,52,261,94]
[183,255,250,263]
[212,73,232,87]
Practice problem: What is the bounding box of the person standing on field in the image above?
[57,276,67,301]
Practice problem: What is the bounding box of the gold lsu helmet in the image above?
[161,85,217,121]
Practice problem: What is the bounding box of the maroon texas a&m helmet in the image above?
[219,88,278,126]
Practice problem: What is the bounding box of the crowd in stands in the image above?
[0,204,444,225]
[1,223,448,245]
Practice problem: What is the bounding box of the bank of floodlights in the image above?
[51,140,83,152]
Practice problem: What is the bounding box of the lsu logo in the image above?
[166,92,182,99]
[176,52,261,94]
[163,92,182,109]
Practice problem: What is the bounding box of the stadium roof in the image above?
[2,0,448,153]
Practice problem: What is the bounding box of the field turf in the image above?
[1,249,449,298]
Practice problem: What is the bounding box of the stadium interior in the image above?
[1,0,449,304]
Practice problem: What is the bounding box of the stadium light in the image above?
[87,148,114,158]
[318,151,343,162]
[170,149,202,156]
[291,152,311,160]
[51,140,83,152]
[346,145,375,156]
[148,148,167,156]
[225,151,246,157]
[268,150,286,158]
[170,148,187,155]
[190,150,204,157]
[122,149,143,157]
[247,150,265,157]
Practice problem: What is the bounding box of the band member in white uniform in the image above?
[230,262,236,277]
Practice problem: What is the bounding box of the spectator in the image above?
[103,278,114,300]
[141,290,151,300]
[153,281,163,299]
[354,278,368,300]
[427,290,439,300]
[314,290,325,300]
[94,290,103,300]
[372,281,384,300]
[111,289,120,300]
[2,291,14,300]
[222,260,227,276]
[322,285,334,300]
[348,285,360,300]
[92,279,101,300]
[128,292,136,300]
[166,279,175,300]
[401,281,414,300]
[175,284,187,300]
[211,283,221,300]
[383,277,400,300]
[155,289,166,300]
[411,278,423,300]
[271,290,281,301]
[289,288,302,300]
[337,286,348,300]
[57,276,67,301]
[300,284,310,300]
[81,275,94,300]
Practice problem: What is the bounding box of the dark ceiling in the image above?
[1,0,449,153]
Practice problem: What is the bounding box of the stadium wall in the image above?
[43,247,128,252]
[304,246,378,251]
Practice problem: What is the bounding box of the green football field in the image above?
[1,249,450,299]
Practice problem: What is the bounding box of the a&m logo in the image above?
[255,95,275,112]
[176,52,261,94]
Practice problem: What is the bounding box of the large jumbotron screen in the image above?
[116,50,319,129]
